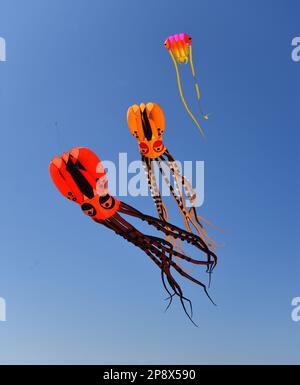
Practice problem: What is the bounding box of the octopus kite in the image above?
[49,147,217,325]
[164,33,208,137]
[127,102,220,259]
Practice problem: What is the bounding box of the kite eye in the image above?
[99,194,115,210]
[139,142,149,155]
[81,203,96,217]
[185,35,192,44]
[67,191,77,201]
[153,140,164,153]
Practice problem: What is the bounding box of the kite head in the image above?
[127,102,166,159]
[49,147,120,221]
[164,33,192,64]
[80,193,119,221]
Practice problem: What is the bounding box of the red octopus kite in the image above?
[49,147,217,325]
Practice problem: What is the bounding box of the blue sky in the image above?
[0,0,299,364]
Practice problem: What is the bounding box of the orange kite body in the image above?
[127,102,166,159]
[127,102,219,256]
[50,147,119,221]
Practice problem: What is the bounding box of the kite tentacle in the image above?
[163,155,214,250]
[156,154,211,258]
[189,207,223,250]
[163,149,197,205]
[169,50,205,137]
[156,155,190,228]
[142,218,217,271]
[142,156,191,268]
[103,214,199,324]
[117,201,217,271]
[161,149,221,252]
[140,235,212,324]
[146,234,212,268]
[142,156,167,221]
[189,45,209,120]
[169,259,216,306]
[136,234,201,324]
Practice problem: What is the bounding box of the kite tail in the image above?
[169,50,206,138]
[103,208,216,325]
[157,151,221,267]
[117,201,217,271]
[188,45,209,121]
[142,156,193,272]
[170,170,221,253]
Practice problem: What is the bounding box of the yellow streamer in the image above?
[189,45,209,120]
[169,50,206,138]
